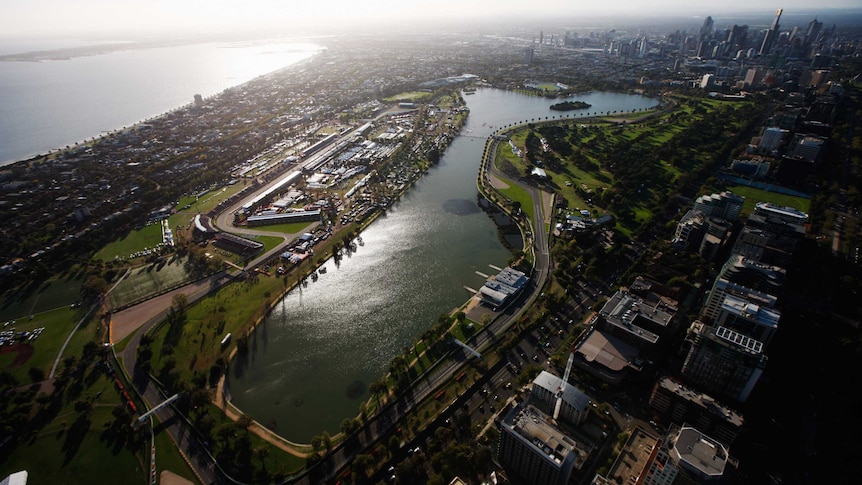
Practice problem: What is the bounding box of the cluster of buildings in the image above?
[730,84,841,189]
[503,190,805,484]
[595,193,805,482]
[679,196,806,404]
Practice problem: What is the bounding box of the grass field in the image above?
[148,273,286,382]
[725,185,811,216]
[108,256,194,309]
[0,270,84,321]
[246,221,317,239]
[0,306,90,383]
[484,96,762,240]
[0,376,147,485]
[94,223,163,262]
[94,182,249,263]
[383,91,432,102]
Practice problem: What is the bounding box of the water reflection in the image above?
[227,88,657,441]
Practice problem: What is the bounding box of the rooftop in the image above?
[720,294,781,329]
[532,370,591,412]
[671,426,729,478]
[657,377,744,427]
[599,290,676,344]
[606,427,660,485]
[501,403,586,469]
[714,326,764,354]
[575,329,640,372]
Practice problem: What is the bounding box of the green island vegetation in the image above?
[549,100,592,111]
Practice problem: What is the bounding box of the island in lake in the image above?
[549,100,591,111]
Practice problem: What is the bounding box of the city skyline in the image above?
[2,0,861,39]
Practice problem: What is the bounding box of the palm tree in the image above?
[254,446,269,473]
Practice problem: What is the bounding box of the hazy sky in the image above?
[1,0,860,38]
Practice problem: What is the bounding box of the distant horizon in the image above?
[2,2,861,42]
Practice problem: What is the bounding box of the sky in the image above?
[1,0,860,39]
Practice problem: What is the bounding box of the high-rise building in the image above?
[700,16,714,40]
[731,203,808,267]
[595,425,735,485]
[667,426,732,482]
[744,67,765,88]
[497,403,587,485]
[649,377,744,447]
[701,254,785,324]
[598,290,677,348]
[805,18,823,46]
[681,321,767,402]
[759,8,783,55]
[524,47,534,65]
[715,293,781,348]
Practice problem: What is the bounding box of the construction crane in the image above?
[553,346,575,422]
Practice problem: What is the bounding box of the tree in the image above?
[28,366,45,383]
[310,435,323,453]
[236,413,254,431]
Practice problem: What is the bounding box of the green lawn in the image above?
[108,256,194,309]
[725,185,811,216]
[0,306,89,384]
[0,374,148,485]
[94,223,164,262]
[95,183,249,263]
[148,273,287,382]
[383,91,432,102]
[0,409,147,485]
[0,270,84,320]
[498,184,535,224]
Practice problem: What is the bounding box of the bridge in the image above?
[137,393,182,424]
[451,338,482,359]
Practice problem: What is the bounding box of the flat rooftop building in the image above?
[498,403,587,485]
[669,426,730,481]
[479,266,529,309]
[598,290,676,347]
[573,328,641,384]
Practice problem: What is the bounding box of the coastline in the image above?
[0,42,323,168]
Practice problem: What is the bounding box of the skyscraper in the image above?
[700,16,714,40]
[759,8,783,55]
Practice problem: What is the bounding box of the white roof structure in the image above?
[0,471,28,485]
[532,371,590,412]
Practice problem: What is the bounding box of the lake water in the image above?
[0,39,321,165]
[227,88,658,441]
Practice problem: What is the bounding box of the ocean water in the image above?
[0,39,321,165]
